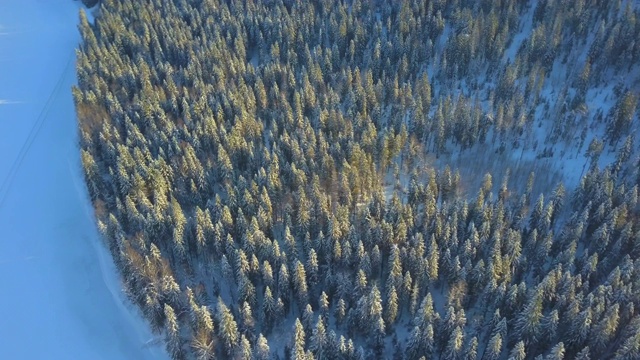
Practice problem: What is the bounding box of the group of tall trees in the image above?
[75,0,640,359]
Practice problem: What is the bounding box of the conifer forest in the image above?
[74,0,640,359]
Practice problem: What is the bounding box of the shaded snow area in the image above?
[0,1,167,359]
[407,2,640,200]
[503,3,535,64]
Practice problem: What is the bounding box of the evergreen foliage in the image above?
[75,0,640,358]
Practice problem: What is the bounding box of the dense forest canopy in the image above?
[74,0,640,359]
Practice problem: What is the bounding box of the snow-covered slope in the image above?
[0,1,167,358]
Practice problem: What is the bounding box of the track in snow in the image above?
[0,1,167,359]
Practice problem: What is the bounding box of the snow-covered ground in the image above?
[419,3,639,199]
[0,1,166,358]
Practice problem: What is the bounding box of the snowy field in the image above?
[0,1,166,358]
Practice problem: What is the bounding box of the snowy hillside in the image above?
[0,1,166,358]
[421,0,640,200]
[72,0,640,359]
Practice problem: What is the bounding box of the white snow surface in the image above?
[0,1,167,359]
